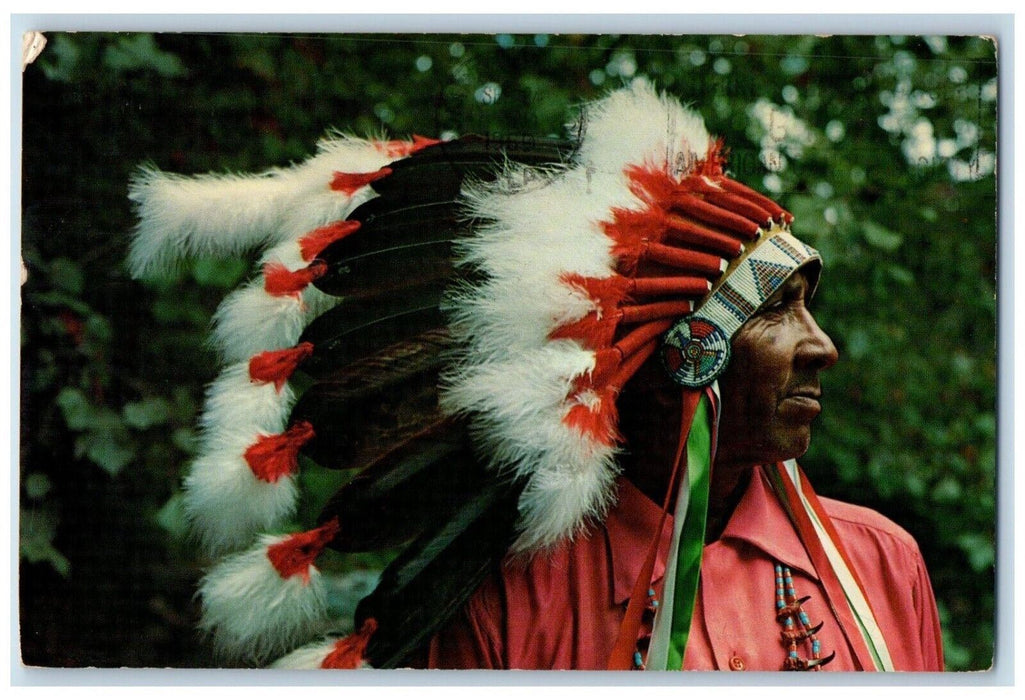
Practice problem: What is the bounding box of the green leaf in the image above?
[85,436,136,475]
[956,532,995,573]
[76,412,137,475]
[154,492,190,541]
[844,327,871,360]
[171,427,198,454]
[862,221,904,252]
[49,258,84,295]
[191,257,249,288]
[887,264,915,286]
[123,397,172,430]
[103,34,185,77]
[973,412,996,438]
[29,290,92,315]
[23,473,52,500]
[83,314,113,346]
[930,476,962,503]
[56,387,93,431]
[36,34,81,83]
[20,508,71,578]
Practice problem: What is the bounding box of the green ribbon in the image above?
[664,394,712,670]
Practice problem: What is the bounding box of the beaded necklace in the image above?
[774,564,835,671]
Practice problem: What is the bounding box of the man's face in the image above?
[714,270,838,469]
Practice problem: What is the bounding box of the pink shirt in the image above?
[422,466,944,671]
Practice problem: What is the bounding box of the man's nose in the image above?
[798,309,838,371]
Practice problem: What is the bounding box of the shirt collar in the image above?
[716,465,817,578]
[606,467,819,605]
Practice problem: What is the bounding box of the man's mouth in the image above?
[782,388,822,416]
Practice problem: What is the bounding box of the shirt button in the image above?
[729,656,745,671]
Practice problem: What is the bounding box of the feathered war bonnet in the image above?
[127,81,820,670]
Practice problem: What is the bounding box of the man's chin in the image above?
[776,429,812,463]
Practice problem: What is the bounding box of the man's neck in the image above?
[704,462,754,543]
[624,456,754,544]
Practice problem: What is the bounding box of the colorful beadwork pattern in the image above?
[661,317,731,387]
[662,229,819,388]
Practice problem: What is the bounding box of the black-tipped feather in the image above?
[356,471,523,668]
[299,283,448,377]
[319,427,494,553]
[301,328,452,402]
[293,361,445,471]
[316,235,456,300]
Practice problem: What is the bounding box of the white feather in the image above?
[208,237,342,364]
[127,135,394,279]
[512,440,619,552]
[183,438,299,555]
[268,638,339,669]
[209,281,310,364]
[198,361,295,441]
[186,355,301,554]
[198,535,330,665]
[574,79,713,180]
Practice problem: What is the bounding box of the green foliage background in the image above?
[19,33,997,670]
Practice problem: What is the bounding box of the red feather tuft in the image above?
[264,260,328,298]
[266,517,340,582]
[569,347,621,399]
[624,164,677,203]
[549,311,620,349]
[563,387,621,446]
[550,273,633,349]
[560,272,633,307]
[410,134,442,152]
[249,342,314,391]
[329,167,393,195]
[299,220,361,262]
[321,618,378,669]
[244,421,316,483]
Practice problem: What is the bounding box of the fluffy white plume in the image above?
[514,441,619,552]
[198,361,295,441]
[186,355,300,554]
[268,637,340,669]
[448,170,626,358]
[442,81,716,550]
[183,437,299,555]
[208,236,342,364]
[208,282,311,364]
[198,535,330,665]
[127,135,394,279]
[573,79,712,181]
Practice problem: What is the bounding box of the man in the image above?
[129,82,943,671]
[423,270,944,670]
